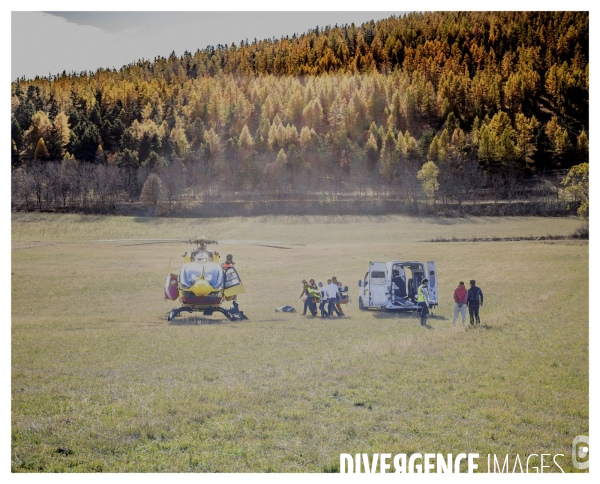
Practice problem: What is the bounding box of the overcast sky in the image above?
[11,11,410,80]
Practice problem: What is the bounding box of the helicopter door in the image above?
[369,262,388,307]
[223,266,246,297]
[427,261,438,304]
[165,273,179,300]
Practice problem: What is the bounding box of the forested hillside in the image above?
[11,11,588,214]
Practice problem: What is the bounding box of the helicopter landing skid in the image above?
[167,301,248,322]
[167,307,194,321]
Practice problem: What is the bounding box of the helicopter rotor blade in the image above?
[116,241,189,247]
[248,244,292,249]
[95,238,304,249]
[95,239,188,243]
[219,239,305,246]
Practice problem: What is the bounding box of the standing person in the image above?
[331,276,345,316]
[300,280,311,315]
[452,281,468,327]
[307,279,319,316]
[318,281,328,317]
[222,254,234,269]
[326,279,342,317]
[467,279,484,326]
[416,278,430,326]
[222,254,238,301]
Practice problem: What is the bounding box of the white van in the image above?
[357,261,438,311]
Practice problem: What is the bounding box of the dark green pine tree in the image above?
[46,126,64,161]
[67,109,82,131]
[161,133,174,160]
[116,148,140,169]
[119,128,138,151]
[11,140,20,168]
[110,119,125,150]
[149,133,161,154]
[27,85,44,111]
[14,96,35,132]
[138,132,152,162]
[89,104,103,127]
[71,121,99,162]
[47,92,60,121]
[100,119,113,151]
[11,116,24,151]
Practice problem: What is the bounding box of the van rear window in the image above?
[371,271,386,284]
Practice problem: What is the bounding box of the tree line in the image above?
[11,11,588,215]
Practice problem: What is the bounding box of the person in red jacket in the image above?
[453,281,468,326]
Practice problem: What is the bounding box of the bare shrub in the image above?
[140,173,165,206]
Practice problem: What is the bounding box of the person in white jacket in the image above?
[326,279,342,317]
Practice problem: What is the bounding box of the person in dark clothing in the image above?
[467,279,484,326]
[392,270,407,299]
[222,254,234,269]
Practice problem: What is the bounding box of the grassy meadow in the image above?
[11,213,588,472]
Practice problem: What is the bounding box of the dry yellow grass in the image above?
[11,214,588,472]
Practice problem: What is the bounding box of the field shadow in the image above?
[467,324,494,330]
[428,314,449,320]
[371,311,449,321]
[168,316,231,326]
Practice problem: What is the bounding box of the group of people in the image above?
[298,276,483,326]
[300,277,347,318]
[452,280,484,327]
[413,278,484,327]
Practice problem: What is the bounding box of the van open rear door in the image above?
[427,261,438,304]
[369,262,388,307]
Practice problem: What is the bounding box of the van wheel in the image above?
[359,298,365,310]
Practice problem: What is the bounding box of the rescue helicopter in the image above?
[164,236,247,322]
[97,235,301,322]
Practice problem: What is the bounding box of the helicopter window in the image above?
[193,250,213,263]
[202,263,223,287]
[180,263,202,287]
[180,262,223,288]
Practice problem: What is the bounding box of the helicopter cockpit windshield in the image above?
[179,262,223,289]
